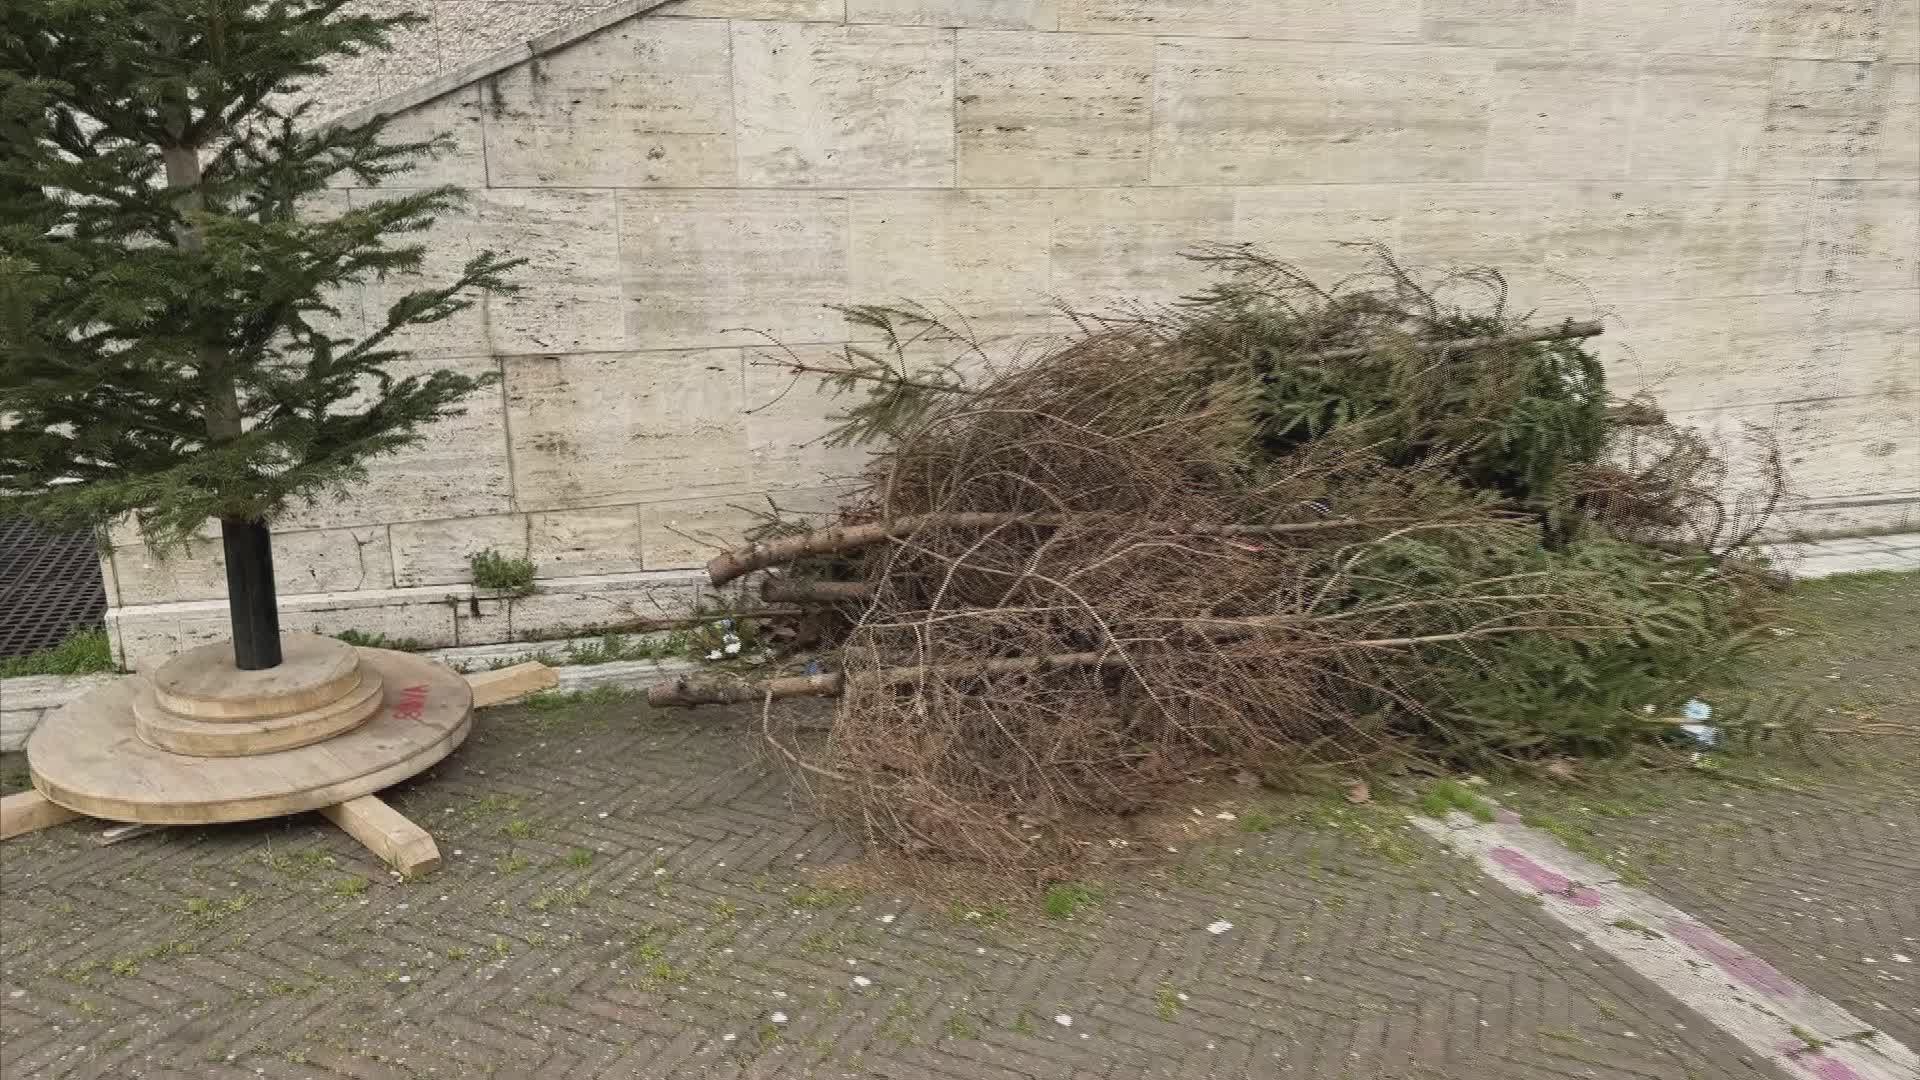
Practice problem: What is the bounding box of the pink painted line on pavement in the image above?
[1666,919,1800,998]
[1488,846,1603,907]
[1778,1042,1867,1080]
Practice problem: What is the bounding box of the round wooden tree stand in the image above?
[0,633,498,876]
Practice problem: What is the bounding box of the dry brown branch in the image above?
[648,671,844,707]
[707,512,1399,584]
[1297,318,1603,363]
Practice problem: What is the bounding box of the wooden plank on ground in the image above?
[319,795,441,875]
[1,790,82,840]
[464,662,559,708]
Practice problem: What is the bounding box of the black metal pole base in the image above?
[220,518,283,670]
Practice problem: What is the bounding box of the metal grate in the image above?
[0,517,108,659]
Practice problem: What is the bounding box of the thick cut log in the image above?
[707,514,1390,585]
[649,671,845,707]
[648,650,1124,707]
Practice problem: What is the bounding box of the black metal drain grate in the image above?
[0,517,108,659]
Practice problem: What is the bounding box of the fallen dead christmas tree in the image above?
[649,250,1790,877]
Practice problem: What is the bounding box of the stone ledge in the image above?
[103,568,730,672]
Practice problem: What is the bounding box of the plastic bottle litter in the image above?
[1679,699,1717,747]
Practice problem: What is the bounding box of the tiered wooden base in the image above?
[134,634,386,756]
[3,634,475,875]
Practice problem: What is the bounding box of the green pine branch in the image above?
[1,0,523,550]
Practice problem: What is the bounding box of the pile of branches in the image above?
[650,250,1786,877]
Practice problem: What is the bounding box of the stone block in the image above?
[455,597,514,645]
[480,17,734,188]
[849,0,1057,28]
[638,496,767,569]
[505,349,752,511]
[1630,56,1774,180]
[110,588,462,671]
[619,190,850,350]
[339,86,487,190]
[273,355,514,529]
[296,190,367,348]
[1048,187,1234,312]
[1771,394,1919,501]
[1231,185,1402,281]
[743,345,881,491]
[1,708,44,753]
[1734,59,1888,178]
[1599,295,1832,413]
[1548,182,1811,303]
[1889,0,1920,60]
[666,0,845,18]
[1394,183,1574,307]
[956,30,1152,186]
[109,526,393,606]
[848,190,1058,335]
[1420,0,1574,48]
[529,507,646,578]
[732,22,955,187]
[286,590,464,652]
[390,513,528,587]
[1151,39,1493,185]
[1570,0,1726,53]
[0,675,118,712]
[1059,0,1420,42]
[1880,65,1920,177]
[508,571,708,640]
[479,188,625,355]
[1722,0,1885,59]
[348,187,488,360]
[1798,180,1920,291]
[1484,52,1638,180]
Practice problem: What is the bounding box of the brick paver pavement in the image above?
[2,698,1794,1079]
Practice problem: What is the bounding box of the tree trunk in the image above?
[220,519,282,670]
[165,144,280,669]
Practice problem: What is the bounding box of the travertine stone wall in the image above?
[105,0,1920,666]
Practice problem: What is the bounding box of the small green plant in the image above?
[529,883,591,912]
[791,886,853,910]
[522,685,638,713]
[184,893,254,920]
[445,947,470,961]
[564,848,594,868]
[1042,883,1099,919]
[1237,809,1279,834]
[1155,984,1183,1020]
[502,818,534,839]
[0,628,116,676]
[1417,779,1495,823]
[1012,1012,1036,1036]
[331,629,427,651]
[496,853,530,874]
[945,1014,979,1039]
[331,876,369,897]
[469,548,536,594]
[1610,917,1662,940]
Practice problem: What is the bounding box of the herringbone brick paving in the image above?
[3,699,1793,1079]
[1544,753,1920,1050]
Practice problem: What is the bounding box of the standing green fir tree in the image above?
[0,1,520,670]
